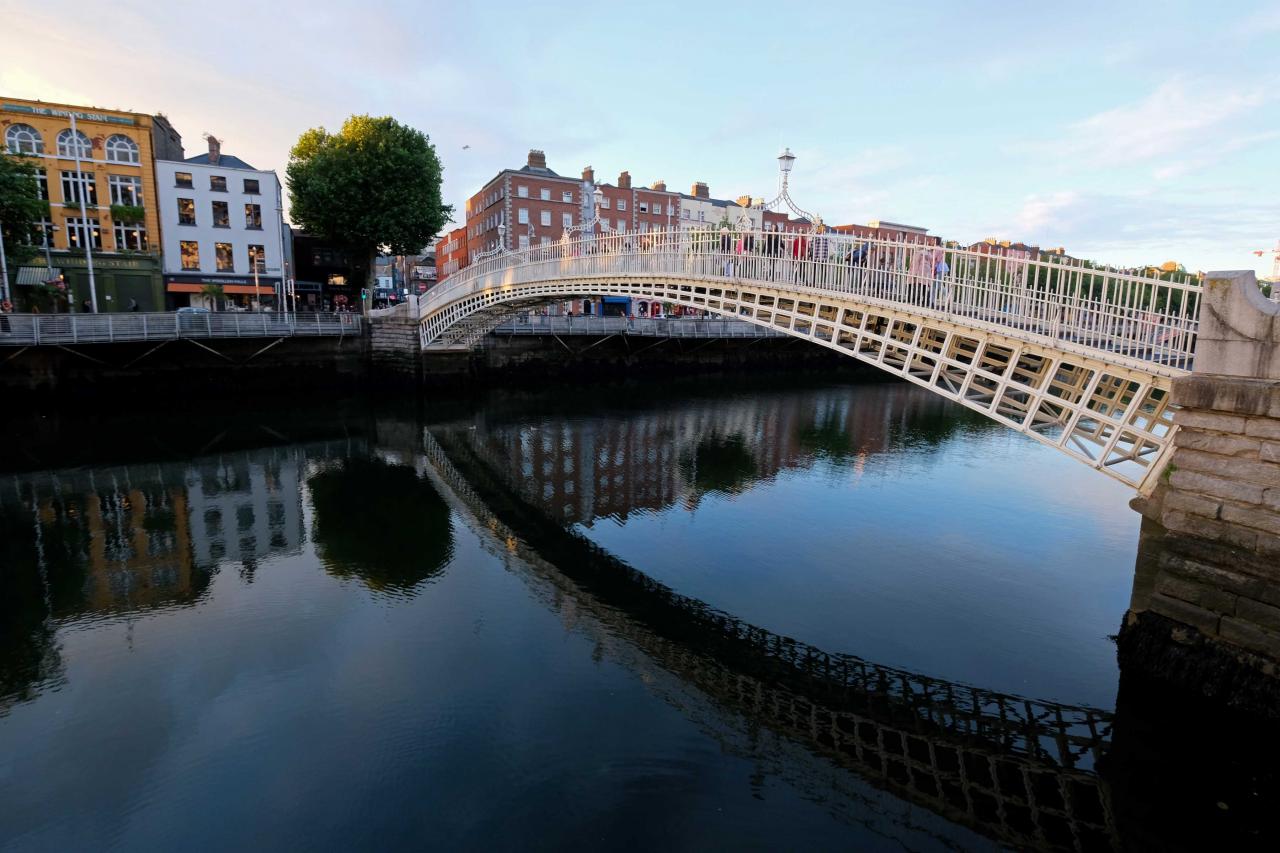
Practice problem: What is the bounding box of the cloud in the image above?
[1009,77,1275,177]
[991,188,1278,274]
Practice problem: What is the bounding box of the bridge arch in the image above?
[413,229,1201,491]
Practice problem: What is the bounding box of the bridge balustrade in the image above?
[425,227,1202,372]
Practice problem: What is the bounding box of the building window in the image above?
[114,222,148,251]
[177,197,196,225]
[562,212,572,228]
[60,170,98,205]
[654,203,662,216]
[210,175,227,192]
[540,210,551,226]
[518,208,529,224]
[66,217,102,250]
[243,178,260,194]
[55,129,92,159]
[245,203,262,229]
[517,185,528,198]
[32,168,48,201]
[518,234,530,250]
[683,209,690,219]
[248,244,266,272]
[33,219,55,248]
[562,191,572,203]
[175,172,193,188]
[540,188,550,201]
[618,199,627,211]
[180,240,200,270]
[5,123,43,155]
[215,242,234,271]
[212,200,230,227]
[600,197,610,209]
[638,202,648,213]
[104,134,140,164]
[108,175,142,206]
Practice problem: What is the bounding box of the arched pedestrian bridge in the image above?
[413,229,1202,492]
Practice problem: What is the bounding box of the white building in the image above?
[155,136,286,308]
[677,182,763,231]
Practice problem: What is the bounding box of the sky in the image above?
[1,0,1277,275]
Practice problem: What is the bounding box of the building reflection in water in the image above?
[0,443,343,713]
[469,384,987,524]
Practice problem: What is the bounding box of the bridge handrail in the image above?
[0,311,362,346]
[424,226,1202,368]
[492,315,782,338]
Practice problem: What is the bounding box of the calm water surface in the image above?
[0,378,1257,850]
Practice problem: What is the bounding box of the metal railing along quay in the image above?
[491,315,782,338]
[0,311,362,347]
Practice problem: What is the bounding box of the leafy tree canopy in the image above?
[286,115,451,260]
[0,152,47,267]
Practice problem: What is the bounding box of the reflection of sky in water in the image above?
[0,382,1140,850]
[557,388,1137,709]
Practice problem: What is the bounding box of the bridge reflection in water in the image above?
[3,389,1275,849]
[406,423,1117,851]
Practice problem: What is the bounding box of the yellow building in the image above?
[1,96,183,310]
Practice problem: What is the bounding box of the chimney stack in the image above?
[206,134,221,165]
[582,166,595,183]
[692,181,709,199]
[527,149,547,169]
[736,194,753,207]
[651,180,666,192]
[617,170,631,189]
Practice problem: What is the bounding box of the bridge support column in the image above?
[1123,271,1280,714]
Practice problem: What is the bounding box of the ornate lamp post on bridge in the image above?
[764,147,821,233]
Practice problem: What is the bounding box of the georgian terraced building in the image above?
[155,136,286,309]
[2,96,183,310]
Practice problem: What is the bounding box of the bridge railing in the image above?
[492,315,781,338]
[427,226,1202,368]
[0,311,362,346]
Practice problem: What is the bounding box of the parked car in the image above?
[176,305,211,330]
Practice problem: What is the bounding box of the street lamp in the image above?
[42,224,60,276]
[764,146,818,231]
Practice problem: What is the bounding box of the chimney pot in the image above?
[527,149,547,169]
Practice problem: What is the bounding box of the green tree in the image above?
[0,151,47,268]
[286,115,451,284]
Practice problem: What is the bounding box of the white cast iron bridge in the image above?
[413,228,1202,492]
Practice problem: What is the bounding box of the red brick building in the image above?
[434,226,468,281]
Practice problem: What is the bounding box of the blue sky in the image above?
[2,0,1276,274]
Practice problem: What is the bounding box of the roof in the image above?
[183,153,257,169]
[679,194,733,208]
[517,163,562,177]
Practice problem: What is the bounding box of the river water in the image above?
[0,377,1270,850]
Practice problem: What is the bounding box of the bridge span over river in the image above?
[409,228,1204,492]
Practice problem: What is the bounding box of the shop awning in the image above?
[166,283,277,295]
[16,266,58,285]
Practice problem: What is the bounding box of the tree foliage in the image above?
[0,151,47,267]
[286,115,451,263]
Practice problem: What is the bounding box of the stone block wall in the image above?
[1123,271,1280,712]
[369,304,424,383]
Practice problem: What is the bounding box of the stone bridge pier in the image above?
[1124,271,1280,715]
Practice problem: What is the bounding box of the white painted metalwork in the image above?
[415,226,1202,492]
[492,315,780,338]
[0,311,361,346]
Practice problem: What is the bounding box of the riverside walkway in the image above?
[0,311,361,347]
